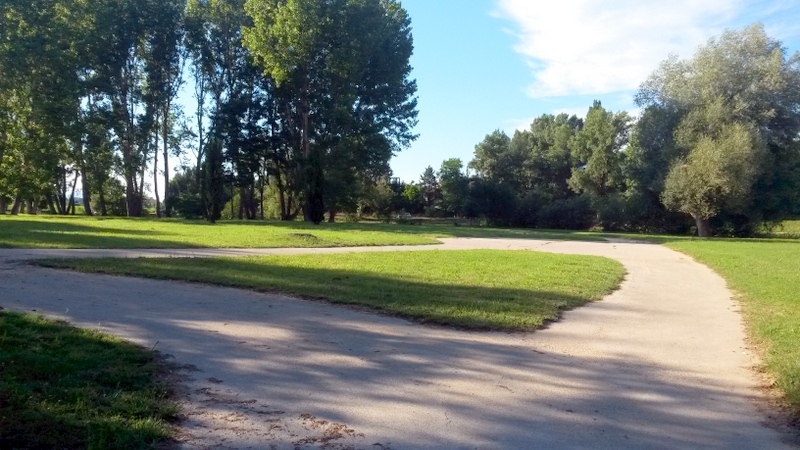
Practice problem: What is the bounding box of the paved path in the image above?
[1,239,796,449]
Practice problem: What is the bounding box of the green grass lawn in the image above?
[0,215,602,249]
[0,311,177,449]
[37,250,625,331]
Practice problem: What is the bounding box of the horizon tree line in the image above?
[1,10,798,237]
[0,0,418,224]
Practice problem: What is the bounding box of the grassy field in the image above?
[0,311,177,449]
[38,250,626,331]
[9,214,800,418]
[0,215,602,249]
[764,219,800,238]
[654,237,800,417]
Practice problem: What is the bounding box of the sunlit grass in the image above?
[38,250,625,331]
[0,215,603,249]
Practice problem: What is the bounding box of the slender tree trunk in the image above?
[51,193,64,215]
[301,91,312,222]
[123,140,141,217]
[277,174,288,220]
[693,214,712,238]
[27,200,37,215]
[238,186,244,220]
[81,170,93,216]
[98,187,107,216]
[154,130,162,218]
[0,128,6,168]
[0,197,6,214]
[259,171,265,220]
[328,209,336,223]
[47,195,57,215]
[163,101,171,218]
[68,171,78,215]
[76,140,93,216]
[194,74,206,185]
[58,171,68,214]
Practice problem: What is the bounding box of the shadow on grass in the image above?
[206,219,605,241]
[4,270,796,448]
[598,230,800,246]
[0,219,191,249]
[36,254,621,331]
[0,311,176,449]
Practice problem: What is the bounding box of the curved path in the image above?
[1,239,795,449]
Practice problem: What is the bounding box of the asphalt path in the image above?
[1,238,796,449]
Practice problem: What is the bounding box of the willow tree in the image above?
[243,0,418,223]
[636,24,800,236]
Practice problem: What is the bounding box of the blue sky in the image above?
[390,0,800,183]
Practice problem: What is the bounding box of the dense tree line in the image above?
[2,13,797,237]
[0,0,417,223]
[389,25,799,237]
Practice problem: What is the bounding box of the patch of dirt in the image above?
[295,413,364,447]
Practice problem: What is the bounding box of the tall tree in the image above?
[527,113,582,199]
[662,123,765,237]
[469,130,523,188]
[243,0,418,224]
[418,165,440,209]
[637,23,800,236]
[568,101,630,198]
[439,158,468,217]
[145,0,185,217]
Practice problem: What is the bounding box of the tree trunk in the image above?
[123,140,141,217]
[51,193,64,215]
[47,195,57,215]
[693,214,712,238]
[238,186,245,220]
[0,197,6,214]
[230,180,235,219]
[154,131,162,218]
[98,187,107,216]
[277,175,288,220]
[81,170,93,216]
[11,195,22,215]
[259,171,265,220]
[328,210,336,223]
[163,101,171,218]
[0,128,6,168]
[58,170,68,214]
[68,171,78,215]
[75,140,93,216]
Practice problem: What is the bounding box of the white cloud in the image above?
[505,116,537,133]
[493,0,745,98]
[553,106,589,119]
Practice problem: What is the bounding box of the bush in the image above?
[537,194,595,230]
[594,193,627,231]
[463,179,519,227]
[514,189,552,228]
[166,168,205,219]
[166,192,203,219]
[624,190,693,234]
[91,179,127,216]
